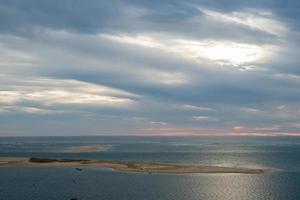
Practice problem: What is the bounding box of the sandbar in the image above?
[0,157,271,174]
[66,145,110,153]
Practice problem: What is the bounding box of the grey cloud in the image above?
[0,0,290,44]
[0,0,300,135]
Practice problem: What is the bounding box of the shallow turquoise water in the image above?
[1,136,300,200]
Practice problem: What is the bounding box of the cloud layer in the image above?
[0,0,300,136]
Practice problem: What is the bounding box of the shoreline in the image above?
[0,157,271,174]
[65,145,110,153]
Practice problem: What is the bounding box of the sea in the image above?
[0,136,300,200]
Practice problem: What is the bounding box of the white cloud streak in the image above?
[101,33,273,68]
[199,8,288,37]
[0,76,138,110]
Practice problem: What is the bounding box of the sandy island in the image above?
[0,157,271,174]
[65,145,110,153]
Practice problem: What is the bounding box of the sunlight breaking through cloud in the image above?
[102,34,272,68]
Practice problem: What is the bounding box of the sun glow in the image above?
[102,34,269,68]
[176,40,266,67]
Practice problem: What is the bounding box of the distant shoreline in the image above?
[1,135,299,138]
[0,157,271,174]
[65,145,110,153]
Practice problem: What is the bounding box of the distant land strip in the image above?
[0,157,271,174]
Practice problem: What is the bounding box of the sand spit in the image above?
[66,145,110,153]
[0,157,271,174]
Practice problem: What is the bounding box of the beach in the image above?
[0,157,270,174]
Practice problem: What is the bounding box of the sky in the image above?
[0,0,300,136]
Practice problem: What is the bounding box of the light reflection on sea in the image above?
[0,136,300,200]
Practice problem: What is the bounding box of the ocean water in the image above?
[0,136,300,200]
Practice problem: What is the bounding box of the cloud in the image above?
[0,48,38,68]
[182,104,214,111]
[0,75,138,110]
[102,33,274,68]
[0,0,299,136]
[199,7,288,37]
[139,69,188,85]
[240,107,264,114]
[193,116,218,121]
[0,106,64,115]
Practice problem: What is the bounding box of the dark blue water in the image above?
[1,136,300,200]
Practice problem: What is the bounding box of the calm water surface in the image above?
[0,136,300,200]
